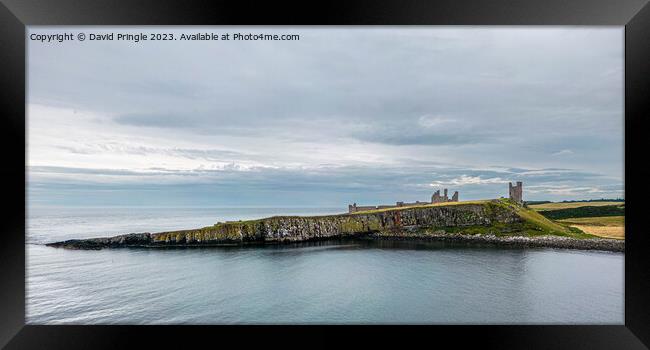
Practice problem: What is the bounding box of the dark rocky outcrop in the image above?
[47,233,153,250]
[367,232,625,252]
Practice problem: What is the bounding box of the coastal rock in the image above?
[368,232,625,252]
[46,233,152,249]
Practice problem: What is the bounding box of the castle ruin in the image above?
[509,181,523,204]
[431,188,459,204]
[348,188,459,213]
[348,182,524,213]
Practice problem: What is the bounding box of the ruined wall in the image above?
[349,204,374,213]
[396,201,428,207]
[349,203,387,213]
[351,189,460,213]
[349,200,428,213]
[432,188,459,203]
[431,190,444,203]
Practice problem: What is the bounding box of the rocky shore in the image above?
[366,232,624,252]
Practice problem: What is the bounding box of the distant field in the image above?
[529,201,624,211]
[557,216,624,226]
[532,202,624,220]
[558,216,625,240]
[530,202,625,239]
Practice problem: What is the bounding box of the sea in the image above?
[26,206,624,324]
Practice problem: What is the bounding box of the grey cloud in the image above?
[356,130,492,146]
[114,113,198,128]
[56,144,252,162]
[125,79,207,99]
[27,27,624,205]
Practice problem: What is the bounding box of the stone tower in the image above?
[431,190,441,203]
[509,182,523,204]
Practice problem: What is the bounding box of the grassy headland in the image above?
[48,198,623,251]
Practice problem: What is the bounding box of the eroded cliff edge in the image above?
[46,199,624,252]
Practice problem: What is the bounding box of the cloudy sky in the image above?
[27,27,624,208]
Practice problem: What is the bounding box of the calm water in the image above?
[27,207,624,324]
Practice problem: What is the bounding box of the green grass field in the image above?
[529,201,624,211]
[557,216,624,226]
[531,202,624,220]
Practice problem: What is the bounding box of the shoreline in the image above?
[365,233,624,252]
[46,233,625,253]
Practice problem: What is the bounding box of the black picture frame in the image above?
[1,0,649,348]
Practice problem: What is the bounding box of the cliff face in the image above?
[47,200,527,249]
[151,201,521,245]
